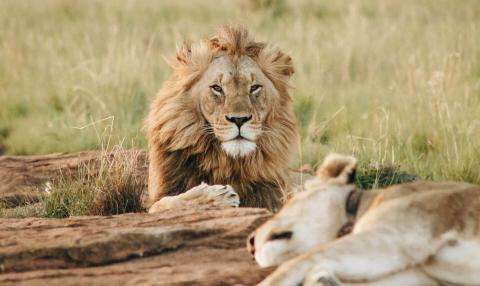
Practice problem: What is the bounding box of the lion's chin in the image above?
[221,139,257,158]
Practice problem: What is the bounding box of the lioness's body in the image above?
[252,155,480,285]
[357,181,480,238]
[350,181,480,285]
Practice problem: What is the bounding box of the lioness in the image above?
[145,25,299,213]
[249,154,480,285]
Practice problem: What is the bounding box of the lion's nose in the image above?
[247,232,256,256]
[226,115,252,128]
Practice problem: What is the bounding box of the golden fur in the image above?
[250,154,480,285]
[145,25,298,211]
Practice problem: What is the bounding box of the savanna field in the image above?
[1,0,480,187]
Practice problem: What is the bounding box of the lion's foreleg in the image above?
[147,148,165,207]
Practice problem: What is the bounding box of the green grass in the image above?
[356,164,418,190]
[1,0,480,185]
[0,203,45,219]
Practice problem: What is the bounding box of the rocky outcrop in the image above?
[0,151,147,207]
[0,151,273,285]
[0,207,273,285]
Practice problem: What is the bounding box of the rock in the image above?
[0,151,273,285]
[0,207,273,285]
[0,150,147,208]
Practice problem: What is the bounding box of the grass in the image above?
[1,1,480,187]
[44,147,146,218]
[0,147,146,218]
[356,164,418,190]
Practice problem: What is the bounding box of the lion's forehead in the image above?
[207,55,264,84]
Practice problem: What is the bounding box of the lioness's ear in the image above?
[316,154,357,185]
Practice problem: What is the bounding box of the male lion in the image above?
[145,26,298,213]
[249,154,480,285]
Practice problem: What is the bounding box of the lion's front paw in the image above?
[148,183,240,213]
[182,182,240,208]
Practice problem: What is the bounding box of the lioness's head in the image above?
[248,154,358,267]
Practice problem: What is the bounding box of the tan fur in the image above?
[145,25,298,212]
[148,183,240,212]
[250,154,480,286]
[315,153,357,186]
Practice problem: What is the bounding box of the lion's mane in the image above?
[145,25,298,211]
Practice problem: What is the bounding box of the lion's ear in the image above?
[259,47,294,78]
[257,47,294,90]
[170,41,212,85]
[316,154,357,185]
[245,42,266,58]
[209,37,226,52]
[175,42,192,65]
[271,50,294,77]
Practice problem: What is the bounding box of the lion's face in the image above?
[191,55,277,157]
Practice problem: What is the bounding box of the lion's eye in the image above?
[250,84,263,95]
[210,84,223,97]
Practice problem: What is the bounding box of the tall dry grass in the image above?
[43,147,146,218]
[0,146,146,218]
[1,0,479,184]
